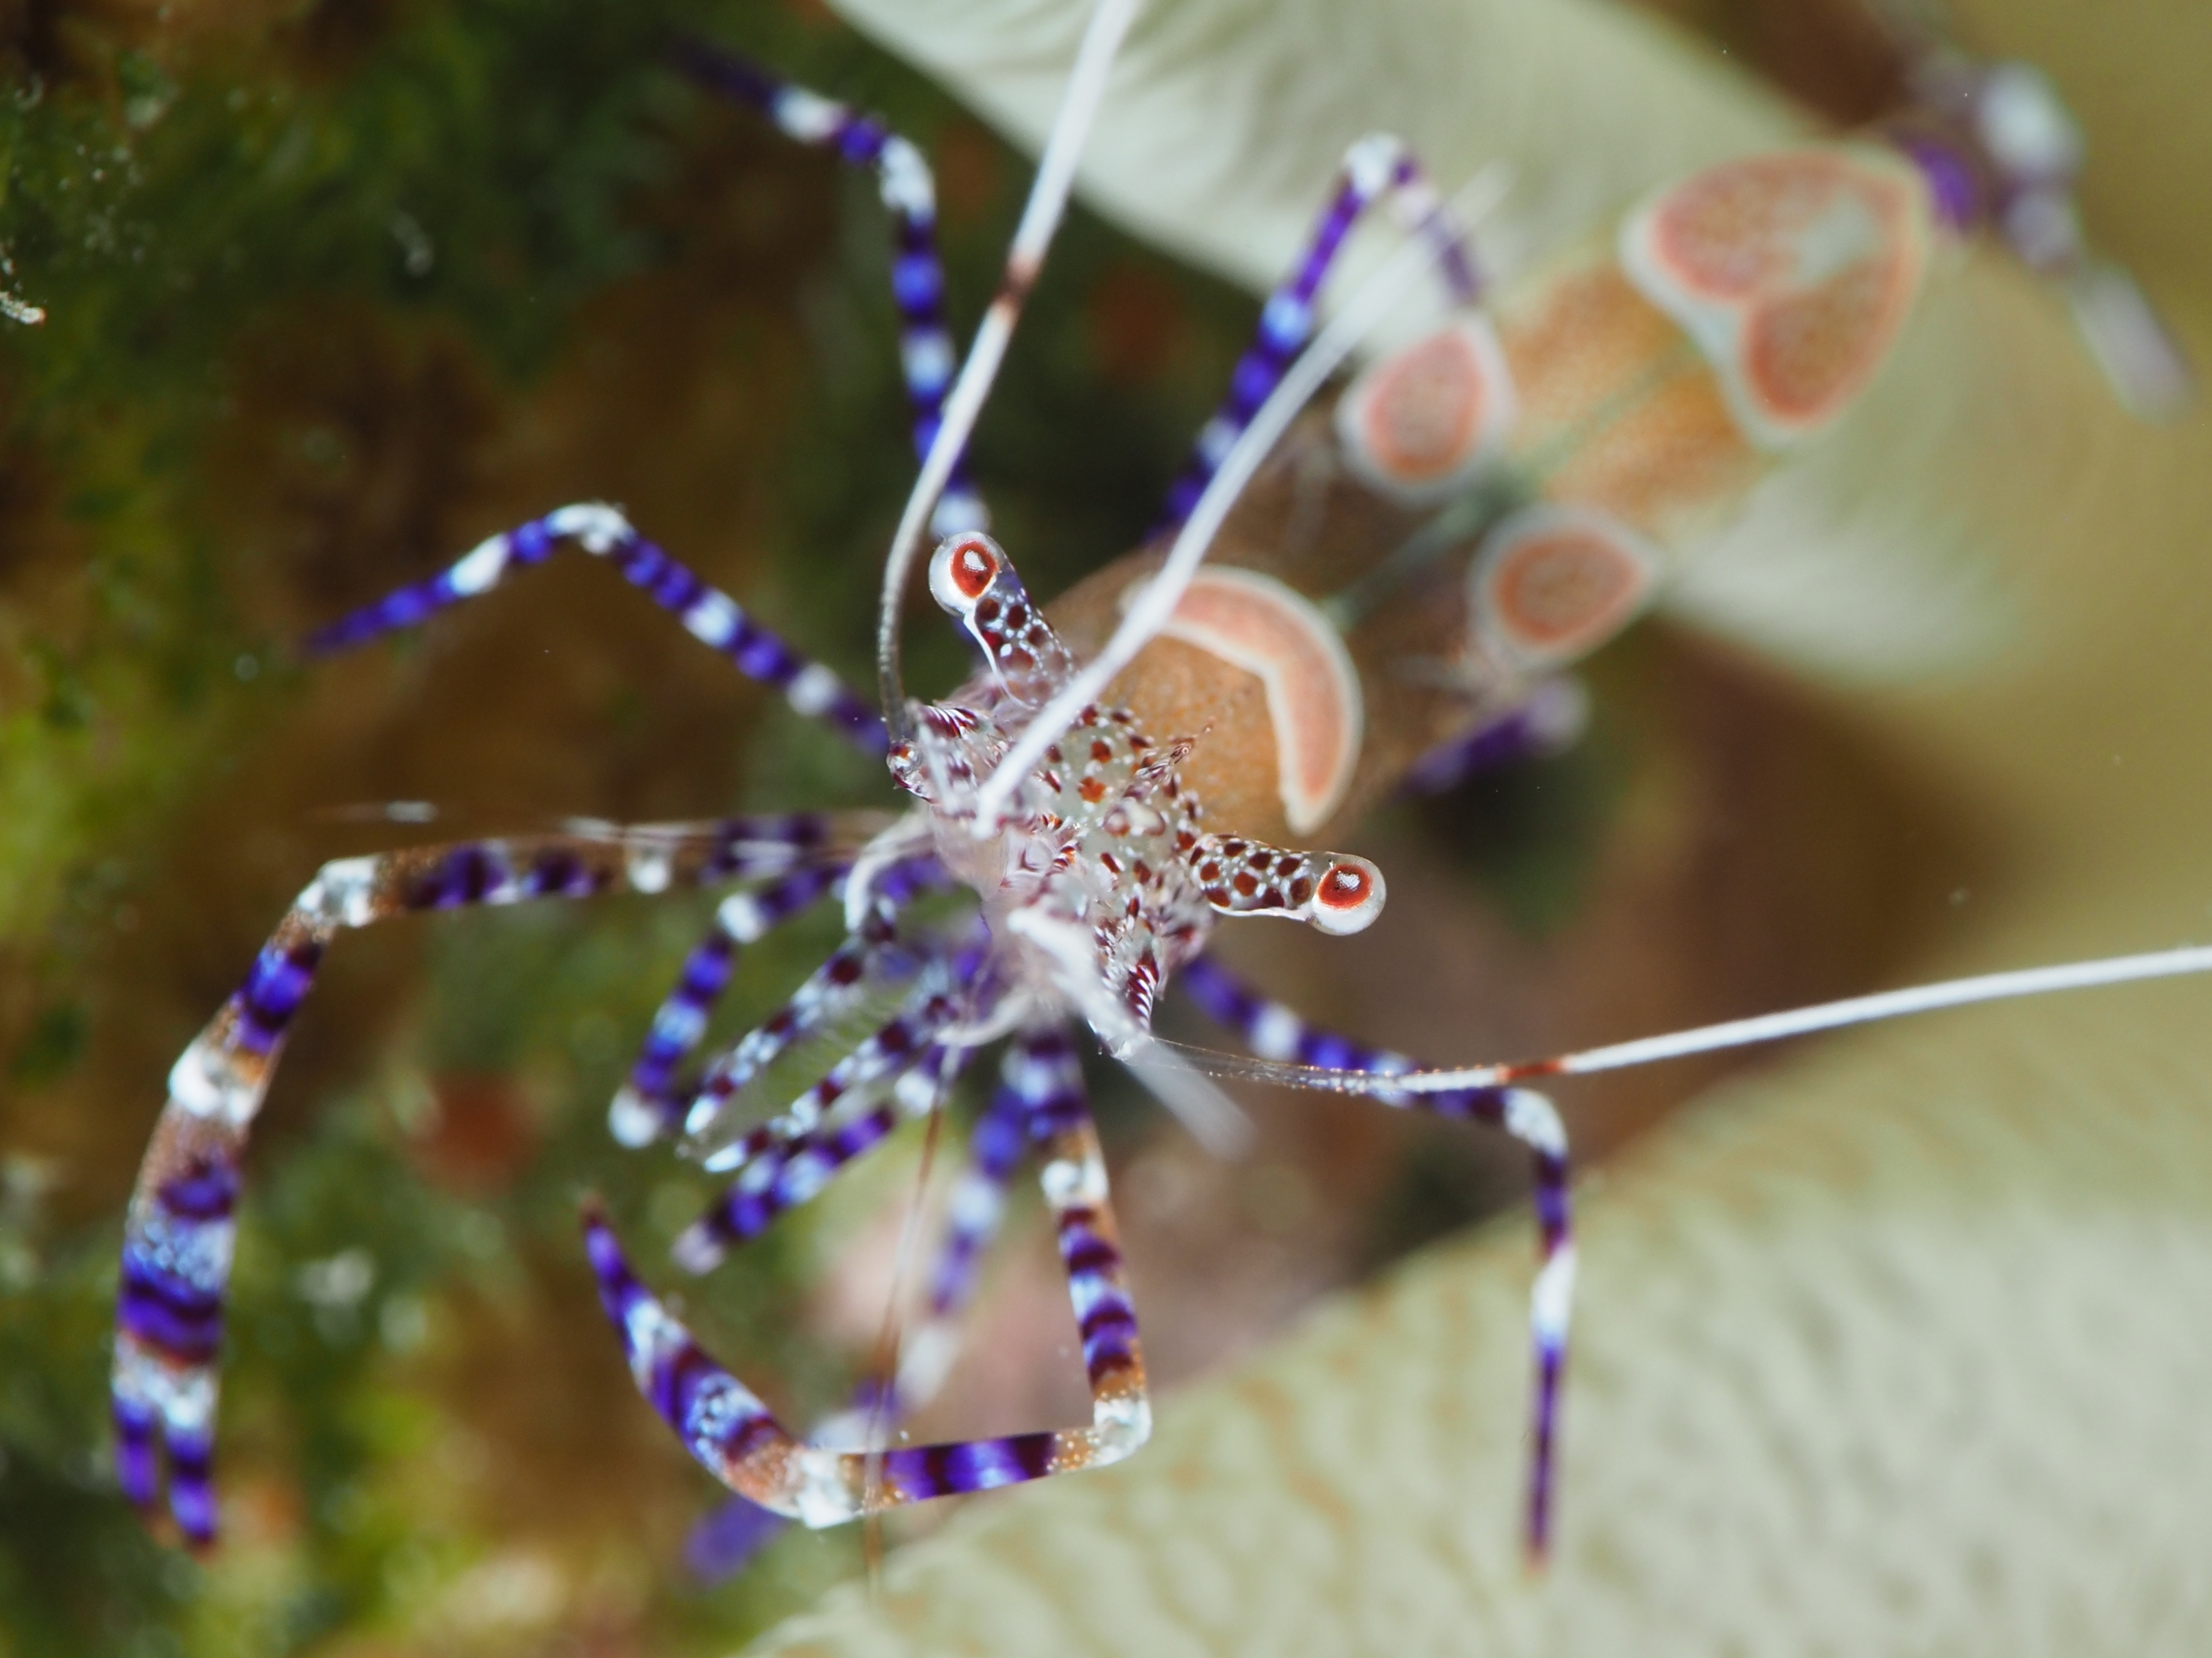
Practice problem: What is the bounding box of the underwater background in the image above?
[0,0,2108,1652]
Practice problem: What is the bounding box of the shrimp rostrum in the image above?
[110,0,2210,1574]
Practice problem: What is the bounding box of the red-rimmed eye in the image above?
[951,546,995,597]
[928,531,1006,615]
[1309,856,1386,935]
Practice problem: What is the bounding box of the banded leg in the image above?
[305,503,885,754]
[807,1026,1072,1439]
[676,1105,907,1273]
[677,858,953,1152]
[696,960,974,1172]
[585,1019,1150,1524]
[679,43,986,536]
[1177,954,1574,1560]
[610,863,848,1147]
[828,1030,1055,1429]
[112,823,836,1546]
[1159,133,1484,526]
[673,1042,977,1275]
[1401,677,1590,797]
[681,1039,990,1582]
[615,853,949,1147]
[897,1047,1034,1408]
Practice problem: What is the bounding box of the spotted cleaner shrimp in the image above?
[110,0,2209,1578]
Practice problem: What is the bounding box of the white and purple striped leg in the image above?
[830,1033,1047,1426]
[613,854,952,1148]
[678,43,986,536]
[673,1041,978,1276]
[695,961,977,1174]
[901,1048,1032,1397]
[608,863,848,1148]
[815,1027,1099,1436]
[584,1018,1150,1524]
[1401,677,1591,797]
[676,861,960,1157]
[113,824,829,1546]
[681,1038,987,1581]
[305,504,884,754]
[1158,133,1484,527]
[1178,954,1575,1561]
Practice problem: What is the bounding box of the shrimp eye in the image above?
[929,532,1003,612]
[1309,856,1386,935]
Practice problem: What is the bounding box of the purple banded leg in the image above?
[672,1042,975,1275]
[905,1054,1031,1376]
[614,819,929,1144]
[1178,954,1575,1561]
[305,504,885,755]
[695,968,970,1173]
[678,43,986,537]
[675,857,955,1153]
[674,1094,901,1273]
[842,1034,1046,1434]
[610,863,851,1147]
[113,825,809,1546]
[585,1018,1150,1525]
[1001,1022,1148,1426]
[680,813,879,880]
[680,1040,981,1583]
[1401,677,1591,796]
[1160,132,1484,527]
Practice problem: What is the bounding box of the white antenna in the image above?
[1154,944,2212,1095]
[966,165,1512,836]
[875,0,1144,742]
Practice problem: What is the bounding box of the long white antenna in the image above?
[875,0,1143,743]
[966,165,1512,836]
[1155,944,2212,1095]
